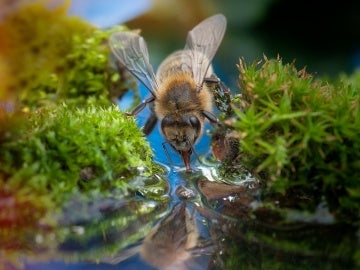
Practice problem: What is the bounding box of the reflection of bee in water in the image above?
[102,203,212,269]
[109,14,228,170]
[140,203,200,269]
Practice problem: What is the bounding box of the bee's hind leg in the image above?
[204,75,230,93]
[204,76,233,116]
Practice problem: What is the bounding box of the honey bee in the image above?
[109,14,227,170]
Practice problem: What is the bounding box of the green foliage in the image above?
[0,0,90,100]
[53,26,130,106]
[0,104,156,205]
[0,0,131,108]
[20,24,129,108]
[233,57,360,220]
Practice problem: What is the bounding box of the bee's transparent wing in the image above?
[109,32,158,96]
[184,14,226,89]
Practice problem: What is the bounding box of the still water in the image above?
[20,87,233,269]
[15,84,358,270]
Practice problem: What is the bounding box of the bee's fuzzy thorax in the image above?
[154,72,212,119]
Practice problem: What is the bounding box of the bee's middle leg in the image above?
[143,111,158,136]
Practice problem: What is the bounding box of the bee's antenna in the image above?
[162,141,174,167]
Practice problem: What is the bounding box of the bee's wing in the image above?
[184,14,226,89]
[109,31,159,97]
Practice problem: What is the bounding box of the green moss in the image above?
[1,104,157,204]
[0,0,157,204]
[0,0,89,101]
[228,57,360,221]
[51,26,132,107]
[0,0,134,108]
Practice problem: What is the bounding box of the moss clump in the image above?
[52,26,131,107]
[0,0,130,108]
[0,104,156,205]
[230,57,360,221]
[0,0,88,101]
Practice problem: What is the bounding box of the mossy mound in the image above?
[1,104,157,204]
[227,56,360,222]
[0,0,131,108]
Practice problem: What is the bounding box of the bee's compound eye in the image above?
[180,115,199,129]
[189,115,200,129]
[161,116,175,130]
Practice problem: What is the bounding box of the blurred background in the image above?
[1,0,359,89]
[67,0,360,88]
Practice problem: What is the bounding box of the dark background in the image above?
[126,0,360,87]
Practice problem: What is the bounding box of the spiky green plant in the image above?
[231,57,360,220]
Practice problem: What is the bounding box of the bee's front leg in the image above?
[126,95,155,116]
[126,96,158,136]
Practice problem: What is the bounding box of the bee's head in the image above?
[160,115,202,170]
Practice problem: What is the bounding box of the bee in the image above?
[109,14,227,170]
